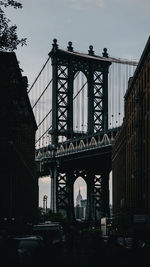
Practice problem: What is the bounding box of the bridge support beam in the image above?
[86,171,95,221]
[103,48,109,131]
[66,172,75,220]
[86,171,110,222]
[50,166,57,213]
[56,171,75,220]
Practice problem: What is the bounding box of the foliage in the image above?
[37,208,66,224]
[0,0,27,51]
[44,209,65,222]
[82,227,102,238]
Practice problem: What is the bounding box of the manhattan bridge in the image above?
[28,39,138,221]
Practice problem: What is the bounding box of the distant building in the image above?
[81,199,87,219]
[76,188,82,206]
[74,189,87,220]
[0,52,38,225]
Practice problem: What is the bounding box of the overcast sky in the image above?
[5,0,150,208]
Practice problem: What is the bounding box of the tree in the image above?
[0,0,27,51]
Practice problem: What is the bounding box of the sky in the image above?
[4,0,150,208]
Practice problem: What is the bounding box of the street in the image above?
[0,224,149,267]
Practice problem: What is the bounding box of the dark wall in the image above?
[0,52,38,224]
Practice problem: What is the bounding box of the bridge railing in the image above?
[35,127,119,160]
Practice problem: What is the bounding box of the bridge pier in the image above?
[86,171,110,222]
[66,171,75,220]
[86,171,95,221]
[51,171,75,220]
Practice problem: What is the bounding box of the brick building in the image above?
[112,123,126,215]
[0,52,38,225]
[125,36,150,216]
[112,36,150,232]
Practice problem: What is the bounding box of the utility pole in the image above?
[43,195,48,213]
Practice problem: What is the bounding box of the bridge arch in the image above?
[74,176,87,220]
[73,71,88,133]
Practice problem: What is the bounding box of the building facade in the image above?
[112,123,126,215]
[124,37,150,216]
[0,52,38,225]
[112,36,150,232]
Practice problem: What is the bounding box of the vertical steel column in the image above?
[50,39,58,146]
[93,174,102,221]
[57,172,67,217]
[88,47,111,133]
[67,42,74,139]
[66,171,75,220]
[87,46,94,134]
[86,171,95,221]
[50,165,57,213]
[56,171,74,219]
[102,48,109,131]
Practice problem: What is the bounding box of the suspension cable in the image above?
[28,57,50,93]
[32,79,52,109]
[35,126,52,144]
[37,109,52,128]
[73,80,88,100]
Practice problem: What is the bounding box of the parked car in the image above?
[32,222,66,265]
[116,236,125,247]
[32,222,65,250]
[102,235,110,244]
[0,233,19,266]
[14,235,45,266]
[124,237,135,249]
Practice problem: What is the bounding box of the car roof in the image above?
[14,236,42,240]
[33,223,61,228]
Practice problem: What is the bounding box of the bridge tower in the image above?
[49,39,111,221]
